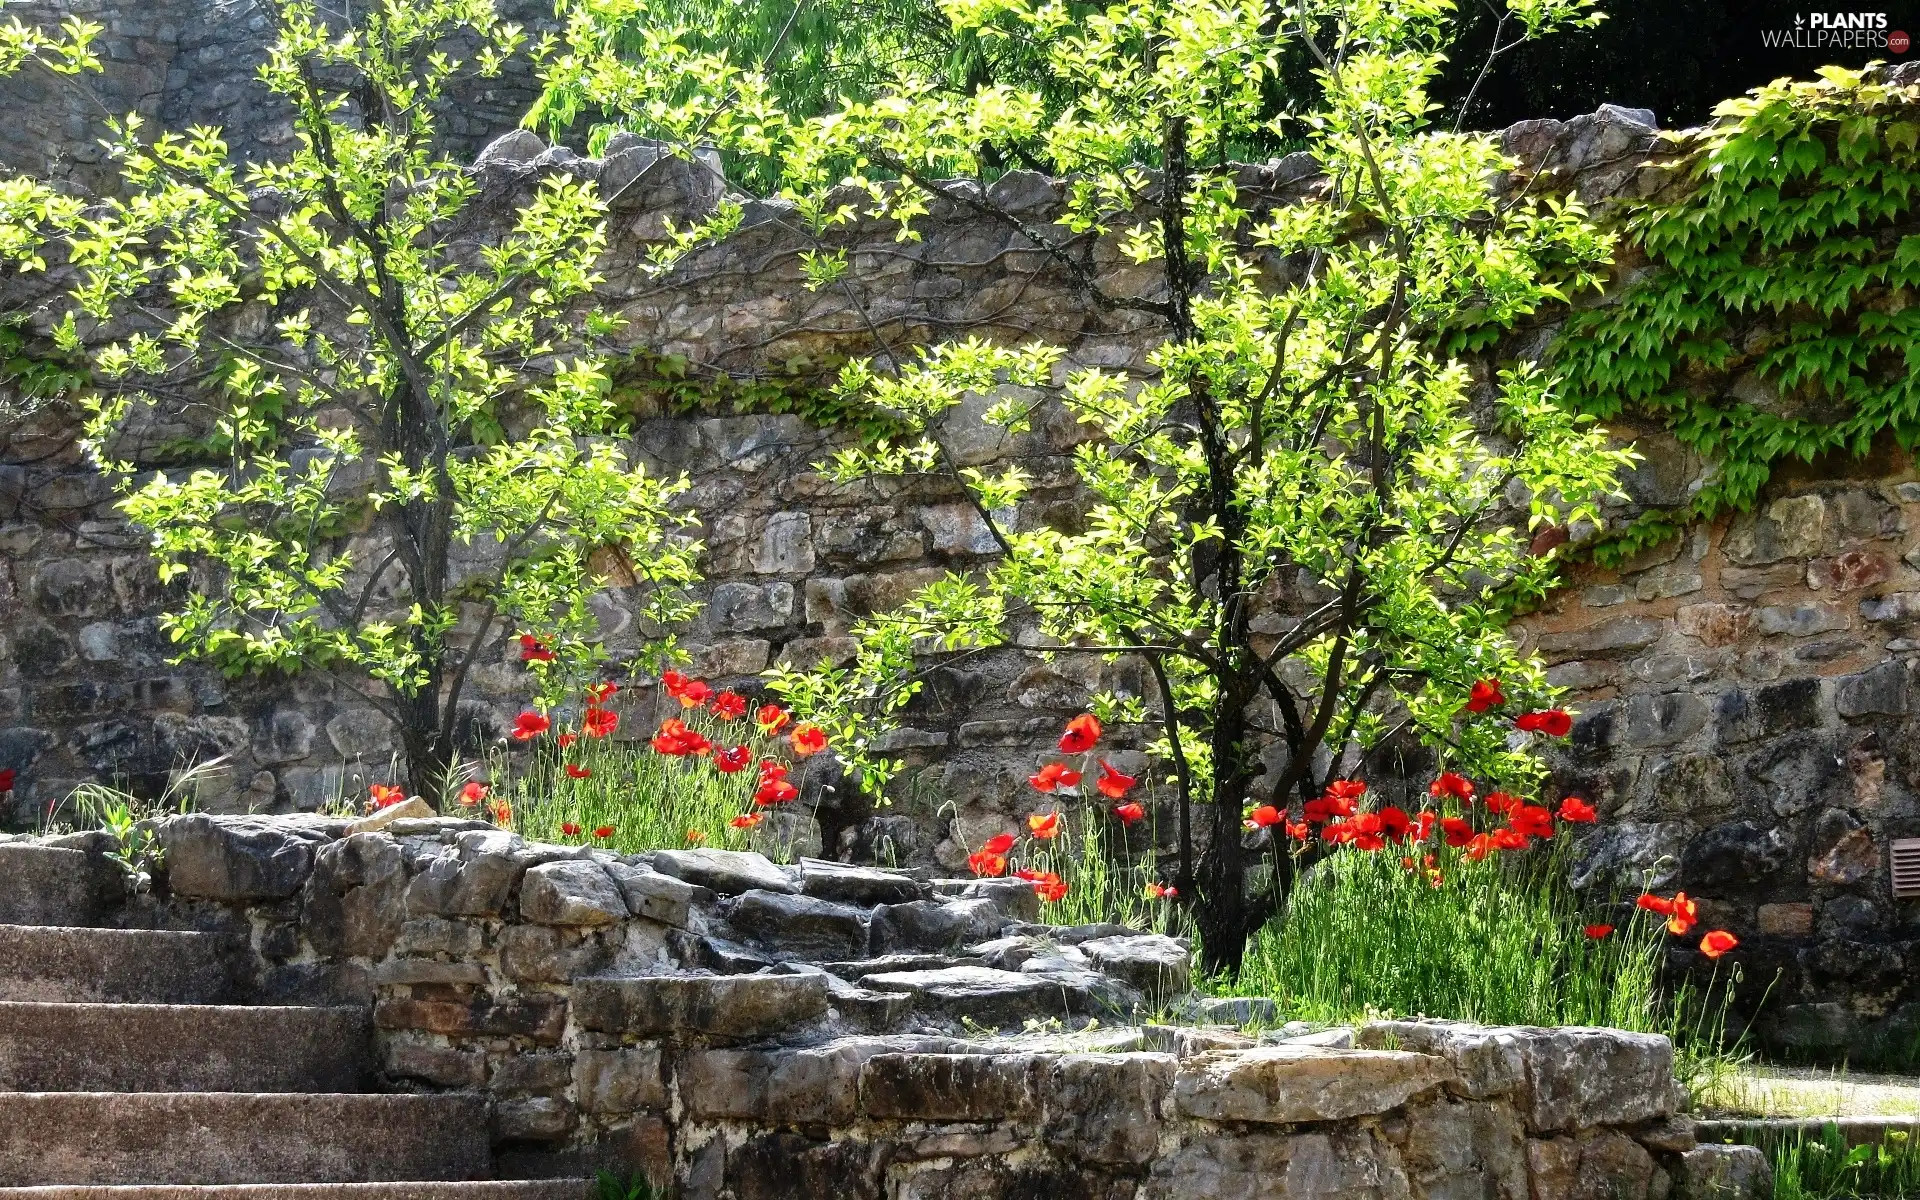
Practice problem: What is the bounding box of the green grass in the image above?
[1774,1128,1920,1200]
[479,700,813,861]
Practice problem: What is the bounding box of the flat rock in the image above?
[821,954,968,981]
[859,965,1093,1026]
[606,863,699,927]
[726,889,870,959]
[1674,1144,1771,1200]
[158,816,332,902]
[651,849,798,895]
[1173,1045,1453,1124]
[799,858,927,905]
[870,897,1010,952]
[1079,934,1192,1003]
[573,973,828,1038]
[519,860,627,926]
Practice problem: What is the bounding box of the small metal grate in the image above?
[1895,838,1920,900]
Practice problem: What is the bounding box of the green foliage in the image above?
[1557,66,1920,538]
[594,1169,667,1200]
[2,0,708,791]
[610,348,914,443]
[539,0,1629,972]
[1774,1128,1920,1200]
[0,318,89,407]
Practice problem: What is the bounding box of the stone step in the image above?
[0,1003,372,1092]
[0,846,110,927]
[0,926,237,1004]
[0,1093,491,1186]
[0,1185,593,1199]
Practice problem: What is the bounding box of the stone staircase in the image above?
[0,845,592,1197]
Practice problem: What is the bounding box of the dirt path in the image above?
[1708,1065,1920,1118]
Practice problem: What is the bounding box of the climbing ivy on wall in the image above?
[1555,66,1920,563]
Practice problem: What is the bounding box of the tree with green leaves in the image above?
[0,0,702,799]
[540,0,1634,972]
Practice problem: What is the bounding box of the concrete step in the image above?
[0,1185,594,1199]
[0,846,110,927]
[0,1003,372,1092]
[0,926,237,1004]
[0,1093,492,1186]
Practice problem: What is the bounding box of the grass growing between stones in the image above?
[1773,1127,1920,1200]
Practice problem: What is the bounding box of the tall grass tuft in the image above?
[1774,1127,1920,1200]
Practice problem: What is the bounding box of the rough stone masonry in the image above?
[0,815,1767,1199]
[0,0,1916,1064]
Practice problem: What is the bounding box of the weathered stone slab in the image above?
[158,816,331,901]
[727,888,871,958]
[1173,1045,1452,1124]
[860,965,1091,1025]
[1673,1144,1771,1200]
[859,1052,1042,1121]
[1078,934,1191,1003]
[1518,1027,1676,1132]
[606,862,699,927]
[519,859,627,926]
[650,848,798,895]
[572,973,828,1038]
[1144,1127,1413,1200]
[575,1046,667,1114]
[799,857,928,905]
[680,1041,880,1124]
[1359,1020,1529,1099]
[1044,1052,1175,1165]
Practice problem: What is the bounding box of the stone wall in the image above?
[0,815,1760,1200]
[0,9,1917,1063]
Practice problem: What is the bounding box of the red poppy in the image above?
[1491,827,1531,851]
[593,825,615,839]
[562,822,582,836]
[1636,893,1675,915]
[715,745,752,773]
[1326,779,1369,802]
[754,778,800,805]
[1095,760,1136,799]
[1515,709,1574,737]
[1058,713,1102,754]
[583,708,619,739]
[585,682,618,704]
[1484,791,1517,815]
[557,732,579,749]
[1429,772,1475,802]
[1464,833,1496,861]
[678,680,714,709]
[565,764,592,779]
[1699,929,1739,959]
[650,718,711,757]
[1028,762,1083,793]
[1112,801,1146,825]
[1509,804,1554,840]
[369,784,406,809]
[755,704,792,735]
[1584,924,1614,939]
[1034,875,1069,903]
[661,670,693,699]
[519,634,554,663]
[982,833,1018,855]
[1378,806,1413,841]
[685,829,707,843]
[458,781,488,807]
[1666,892,1699,935]
[759,759,790,782]
[1465,679,1505,713]
[1556,796,1598,823]
[731,813,764,829]
[0,769,13,793]
[1027,812,1061,839]
[489,799,513,826]
[511,711,551,740]
[1145,882,1177,900]
[1246,804,1283,829]
[709,690,748,721]
[1441,815,1473,846]
[967,850,1008,877]
[1415,809,1439,841]
[1285,819,1310,841]
[790,725,829,757]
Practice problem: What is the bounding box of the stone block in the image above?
[755,512,815,574]
[575,1046,667,1113]
[383,1038,486,1088]
[1174,1045,1451,1124]
[373,959,488,986]
[1393,1094,1529,1200]
[650,848,798,895]
[1536,617,1664,660]
[1529,1132,1659,1200]
[1078,935,1191,1005]
[1359,1021,1527,1100]
[859,1052,1041,1121]
[1757,902,1814,938]
[1726,496,1824,565]
[727,888,870,959]
[1755,603,1848,638]
[799,857,928,905]
[860,964,1093,1024]
[1625,693,1709,747]
[1144,1128,1410,1200]
[1836,661,1909,717]
[489,1052,573,1096]
[1519,1027,1676,1133]
[158,816,328,902]
[496,924,614,984]
[606,863,698,927]
[492,1095,575,1142]
[1673,1145,1771,1200]
[519,860,627,926]
[680,1042,872,1124]
[1044,1052,1175,1165]
[572,973,828,1038]
[710,581,795,632]
[373,987,568,1044]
